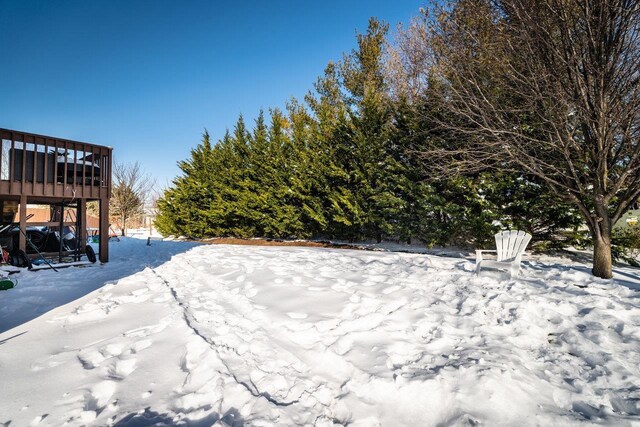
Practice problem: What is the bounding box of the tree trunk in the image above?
[121,215,126,237]
[591,196,613,279]
[592,233,612,279]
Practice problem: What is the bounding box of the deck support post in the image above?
[18,195,27,253]
[58,202,64,263]
[99,197,109,263]
[78,199,86,255]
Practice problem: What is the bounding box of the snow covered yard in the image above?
[1,239,639,426]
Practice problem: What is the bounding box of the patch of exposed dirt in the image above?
[200,237,361,250]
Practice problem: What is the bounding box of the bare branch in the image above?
[404,0,640,278]
[111,161,156,236]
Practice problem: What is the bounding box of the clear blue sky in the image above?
[0,1,420,187]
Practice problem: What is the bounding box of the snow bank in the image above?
[0,239,639,426]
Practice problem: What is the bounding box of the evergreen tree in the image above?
[156,131,216,237]
[341,18,414,242]
[286,99,328,235]
[306,63,363,240]
[155,12,585,253]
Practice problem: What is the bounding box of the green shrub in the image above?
[612,226,640,266]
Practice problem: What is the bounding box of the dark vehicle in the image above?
[0,225,94,268]
[7,226,77,253]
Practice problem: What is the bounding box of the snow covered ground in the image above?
[1,238,639,426]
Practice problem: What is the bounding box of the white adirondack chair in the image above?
[475,230,532,278]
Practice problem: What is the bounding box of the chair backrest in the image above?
[495,230,532,262]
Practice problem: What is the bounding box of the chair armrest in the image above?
[475,249,496,263]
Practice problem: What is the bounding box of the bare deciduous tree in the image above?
[385,13,434,102]
[111,161,155,236]
[422,0,640,278]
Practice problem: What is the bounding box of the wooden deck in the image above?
[0,128,111,201]
[0,128,112,262]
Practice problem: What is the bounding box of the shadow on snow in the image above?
[0,237,201,335]
[113,407,244,427]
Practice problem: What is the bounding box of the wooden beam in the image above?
[18,195,26,253]
[9,136,14,194]
[78,199,86,253]
[24,221,77,227]
[99,197,109,262]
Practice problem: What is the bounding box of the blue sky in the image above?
[0,1,420,186]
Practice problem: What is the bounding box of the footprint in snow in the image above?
[29,414,48,426]
[101,343,124,358]
[31,352,70,371]
[287,312,308,319]
[122,320,169,338]
[131,339,152,353]
[365,274,388,284]
[382,285,401,295]
[84,380,116,413]
[77,352,106,370]
[106,358,136,380]
[333,336,353,355]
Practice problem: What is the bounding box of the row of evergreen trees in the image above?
[155,18,583,247]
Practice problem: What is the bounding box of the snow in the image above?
[1,238,639,426]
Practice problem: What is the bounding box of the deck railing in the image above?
[0,128,112,200]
